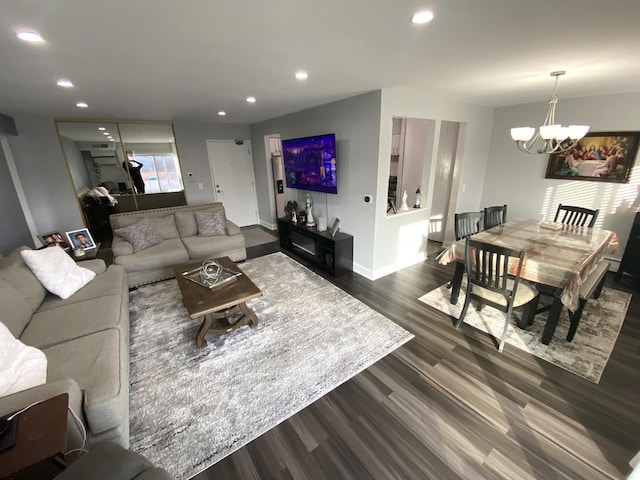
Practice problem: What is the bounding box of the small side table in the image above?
[0,393,69,478]
[70,242,101,262]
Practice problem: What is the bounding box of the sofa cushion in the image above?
[0,247,47,314]
[181,234,246,261]
[196,210,226,236]
[20,247,96,300]
[22,295,125,349]
[113,238,189,271]
[38,265,127,313]
[44,328,123,434]
[151,215,180,240]
[0,278,33,338]
[0,322,47,398]
[114,218,163,253]
[175,206,225,237]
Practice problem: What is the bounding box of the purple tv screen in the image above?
[282,133,337,194]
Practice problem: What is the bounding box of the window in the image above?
[135,154,183,193]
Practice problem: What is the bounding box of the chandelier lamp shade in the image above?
[511,71,589,155]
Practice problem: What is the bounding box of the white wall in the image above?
[173,120,250,204]
[484,92,640,267]
[374,87,495,277]
[8,115,84,234]
[0,136,33,254]
[250,91,382,277]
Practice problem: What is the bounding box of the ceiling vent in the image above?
[90,143,115,151]
[93,156,118,166]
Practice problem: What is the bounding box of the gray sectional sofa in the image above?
[110,202,247,287]
[0,247,130,449]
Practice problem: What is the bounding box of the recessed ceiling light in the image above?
[98,127,105,131]
[411,11,434,24]
[218,111,226,116]
[16,30,44,42]
[103,132,110,135]
[295,71,308,80]
[76,102,88,108]
[57,79,73,88]
[246,96,256,103]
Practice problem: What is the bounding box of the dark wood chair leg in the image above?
[449,261,465,305]
[566,299,587,342]
[593,273,607,300]
[518,295,539,329]
[542,295,563,345]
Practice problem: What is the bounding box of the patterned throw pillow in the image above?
[195,210,226,237]
[114,218,163,252]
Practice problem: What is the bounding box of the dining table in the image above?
[438,218,618,344]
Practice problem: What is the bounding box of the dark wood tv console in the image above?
[278,218,353,276]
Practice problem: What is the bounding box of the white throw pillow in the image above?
[0,321,47,398]
[20,246,96,299]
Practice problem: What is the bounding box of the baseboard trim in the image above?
[260,219,277,231]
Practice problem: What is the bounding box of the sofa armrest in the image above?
[77,259,107,274]
[54,441,177,480]
[0,378,86,451]
[225,220,241,236]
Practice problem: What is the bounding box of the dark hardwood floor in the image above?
[193,241,640,480]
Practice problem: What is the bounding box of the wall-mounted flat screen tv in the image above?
[281,133,337,194]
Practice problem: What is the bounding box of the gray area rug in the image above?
[242,227,278,248]
[129,252,413,479]
[419,283,631,383]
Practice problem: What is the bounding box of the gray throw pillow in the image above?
[195,210,226,237]
[114,218,163,252]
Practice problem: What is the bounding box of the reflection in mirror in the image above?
[387,117,432,215]
[56,120,186,241]
[118,123,184,195]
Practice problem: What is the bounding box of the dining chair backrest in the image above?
[553,204,599,228]
[460,237,535,352]
[465,238,525,311]
[454,211,483,241]
[483,205,507,229]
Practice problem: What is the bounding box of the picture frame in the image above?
[65,228,96,250]
[329,218,340,237]
[545,131,640,183]
[39,231,71,251]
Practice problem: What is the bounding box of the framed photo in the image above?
[39,231,71,251]
[329,218,340,237]
[545,131,640,183]
[65,228,96,250]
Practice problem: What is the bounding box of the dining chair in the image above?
[455,238,539,352]
[553,204,599,228]
[445,211,483,290]
[454,211,483,241]
[483,205,507,229]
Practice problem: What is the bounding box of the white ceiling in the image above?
[1,0,639,125]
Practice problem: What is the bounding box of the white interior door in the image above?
[206,140,258,227]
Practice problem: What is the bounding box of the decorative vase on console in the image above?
[305,192,316,227]
[399,190,410,211]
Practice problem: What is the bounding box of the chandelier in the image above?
[510,71,589,155]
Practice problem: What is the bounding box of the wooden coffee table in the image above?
[174,257,262,348]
